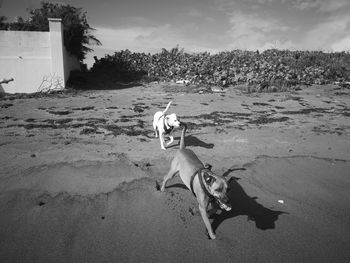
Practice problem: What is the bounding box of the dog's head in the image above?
[202,170,231,211]
[166,113,181,128]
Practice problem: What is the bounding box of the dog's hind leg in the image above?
[160,160,178,191]
[153,121,159,138]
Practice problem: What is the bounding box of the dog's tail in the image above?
[162,101,172,114]
[179,122,187,150]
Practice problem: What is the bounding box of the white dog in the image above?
[153,101,181,150]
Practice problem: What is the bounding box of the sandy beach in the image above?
[0,83,350,262]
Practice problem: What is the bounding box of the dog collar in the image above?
[189,168,214,200]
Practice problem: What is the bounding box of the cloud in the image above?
[223,4,350,52]
[187,9,205,18]
[225,11,291,50]
[93,24,196,53]
[93,26,157,52]
[90,23,219,56]
[228,11,290,33]
[213,0,350,14]
[331,36,350,52]
[186,8,216,22]
[298,14,350,51]
[290,0,350,12]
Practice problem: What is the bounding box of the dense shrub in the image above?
[91,47,350,88]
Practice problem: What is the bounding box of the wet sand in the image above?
[0,83,350,262]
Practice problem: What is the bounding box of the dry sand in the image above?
[0,83,350,262]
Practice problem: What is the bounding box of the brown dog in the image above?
[161,123,231,239]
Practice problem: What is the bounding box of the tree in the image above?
[30,2,101,61]
[0,16,8,30]
[1,1,101,61]
[4,16,36,31]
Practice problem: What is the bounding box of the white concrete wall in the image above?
[0,31,51,93]
[0,18,80,94]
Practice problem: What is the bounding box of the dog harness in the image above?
[189,168,214,201]
[163,117,173,134]
[157,114,174,135]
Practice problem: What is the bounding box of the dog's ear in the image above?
[204,163,212,170]
[164,115,170,123]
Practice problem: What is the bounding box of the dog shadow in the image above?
[170,135,214,149]
[165,183,188,191]
[211,172,285,232]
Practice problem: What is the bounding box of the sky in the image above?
[1,0,350,67]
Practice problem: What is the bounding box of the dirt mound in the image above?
[1,159,149,195]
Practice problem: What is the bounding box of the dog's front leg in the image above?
[166,135,174,146]
[159,133,166,150]
[198,204,216,239]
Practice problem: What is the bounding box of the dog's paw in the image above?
[207,232,216,240]
[206,229,216,240]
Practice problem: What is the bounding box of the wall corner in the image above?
[48,18,66,89]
